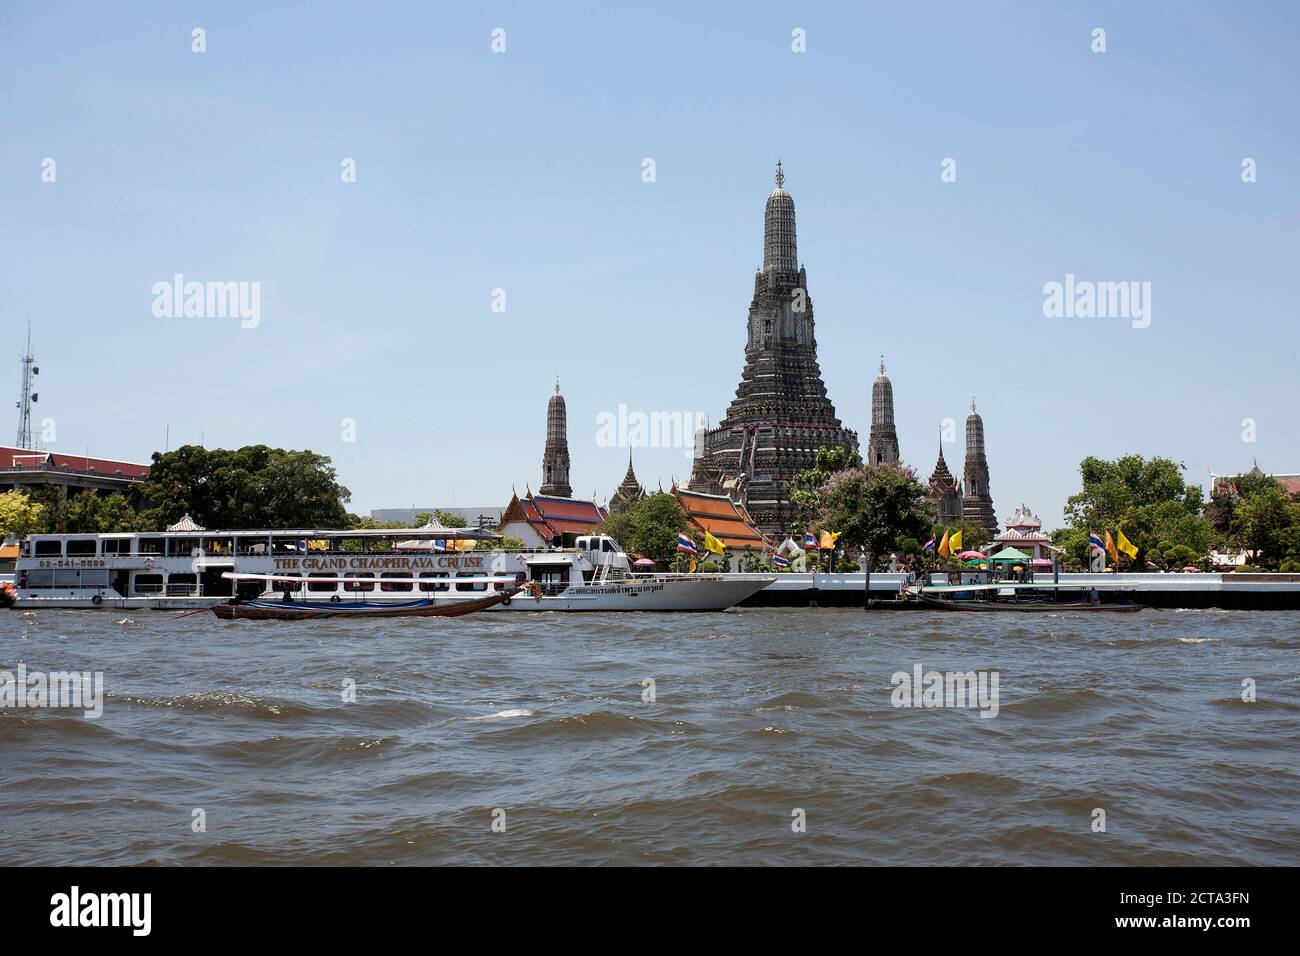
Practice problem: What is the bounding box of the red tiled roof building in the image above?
[499,489,607,549]
[0,445,149,503]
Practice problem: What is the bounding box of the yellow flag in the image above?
[688,556,697,573]
[1104,530,1118,564]
[819,529,841,550]
[937,529,951,558]
[703,530,726,555]
[948,529,963,553]
[1117,527,1138,560]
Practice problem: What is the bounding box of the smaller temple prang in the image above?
[866,356,900,467]
[539,380,573,497]
[961,400,997,536]
[609,452,646,515]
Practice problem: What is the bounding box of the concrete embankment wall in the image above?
[736,572,1300,610]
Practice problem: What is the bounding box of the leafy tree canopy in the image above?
[139,444,351,530]
[0,490,46,538]
[1059,454,1210,561]
[816,462,935,570]
[601,491,689,564]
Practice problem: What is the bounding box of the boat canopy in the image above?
[987,546,1032,563]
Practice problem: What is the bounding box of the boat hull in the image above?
[917,595,1143,613]
[212,587,520,621]
[500,575,773,611]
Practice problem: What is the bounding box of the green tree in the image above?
[600,492,690,564]
[1237,485,1297,569]
[816,462,935,571]
[140,445,351,529]
[60,491,139,533]
[0,490,46,537]
[789,445,861,535]
[1061,454,1210,563]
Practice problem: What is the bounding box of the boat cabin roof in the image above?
[24,527,503,541]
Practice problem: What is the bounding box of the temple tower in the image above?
[866,357,900,466]
[928,433,963,527]
[961,399,997,536]
[609,453,646,514]
[690,161,858,536]
[540,380,572,497]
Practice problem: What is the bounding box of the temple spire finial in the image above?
[880,355,885,375]
[555,377,561,395]
[774,158,784,189]
[971,396,977,414]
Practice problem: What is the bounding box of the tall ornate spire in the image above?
[540,380,572,497]
[763,159,798,276]
[962,399,996,535]
[867,356,900,466]
[690,162,859,536]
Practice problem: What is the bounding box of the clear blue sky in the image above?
[3,1,1297,529]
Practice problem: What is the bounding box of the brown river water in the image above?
[1,607,1298,865]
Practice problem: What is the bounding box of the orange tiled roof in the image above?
[673,486,770,551]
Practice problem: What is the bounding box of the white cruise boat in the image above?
[8,528,772,613]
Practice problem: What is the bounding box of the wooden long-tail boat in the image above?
[916,594,1143,613]
[908,577,1144,613]
[211,578,540,621]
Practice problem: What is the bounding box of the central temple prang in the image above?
[687,162,859,537]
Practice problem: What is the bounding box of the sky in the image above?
[2,1,1298,529]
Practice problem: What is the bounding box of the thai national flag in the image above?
[803,531,820,550]
[676,533,699,555]
[1089,532,1105,552]
[774,554,790,569]
[922,537,936,552]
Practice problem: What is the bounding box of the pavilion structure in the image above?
[984,504,1060,563]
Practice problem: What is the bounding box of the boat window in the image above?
[170,538,199,557]
[166,573,198,596]
[345,572,375,593]
[456,573,486,592]
[308,572,337,593]
[103,538,132,555]
[133,573,164,594]
[419,572,449,592]
[24,569,55,588]
[66,539,98,556]
[381,572,413,593]
[137,537,164,555]
[78,570,110,588]
[34,540,62,557]
[602,539,617,552]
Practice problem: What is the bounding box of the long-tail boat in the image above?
[211,575,539,621]
[909,578,1144,613]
